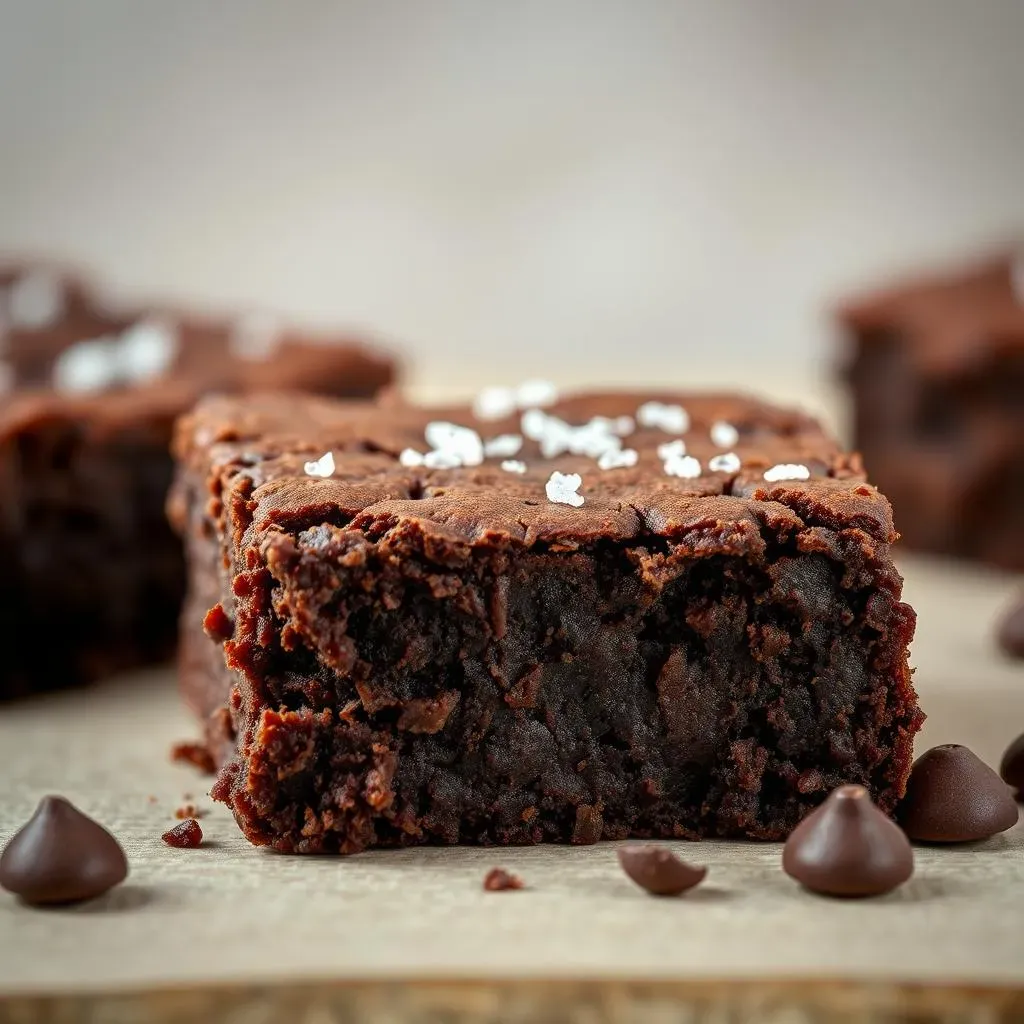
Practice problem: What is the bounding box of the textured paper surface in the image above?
[1,555,1023,995]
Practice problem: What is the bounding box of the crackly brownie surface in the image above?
[838,253,1024,568]
[172,388,922,852]
[0,265,395,697]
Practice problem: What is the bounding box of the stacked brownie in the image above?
[170,388,922,852]
[0,265,395,697]
[838,252,1024,570]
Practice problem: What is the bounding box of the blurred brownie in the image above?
[838,252,1024,569]
[0,265,395,697]
[170,388,921,852]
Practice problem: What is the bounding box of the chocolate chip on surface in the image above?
[898,744,1018,843]
[1000,734,1024,798]
[783,785,913,898]
[996,595,1024,659]
[617,845,707,896]
[0,796,128,905]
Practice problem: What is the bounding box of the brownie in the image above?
[170,388,922,852]
[838,252,1024,570]
[0,265,395,697]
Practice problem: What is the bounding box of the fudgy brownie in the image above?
[171,388,922,852]
[838,252,1024,569]
[0,265,395,697]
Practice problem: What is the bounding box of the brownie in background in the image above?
[0,263,396,697]
[837,252,1024,570]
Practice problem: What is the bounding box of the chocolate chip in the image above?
[0,796,128,905]
[1001,734,1024,798]
[996,595,1024,659]
[898,744,1018,843]
[162,819,203,849]
[482,867,523,892]
[617,845,706,896]
[783,785,913,898]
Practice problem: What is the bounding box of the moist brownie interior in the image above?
[171,390,922,852]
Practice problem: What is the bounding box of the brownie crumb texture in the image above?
[174,388,922,853]
[483,868,524,892]
[162,819,204,849]
[170,741,217,775]
[175,803,204,820]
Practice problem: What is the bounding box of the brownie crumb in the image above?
[162,819,203,848]
[170,740,216,775]
[483,867,524,892]
[174,803,205,820]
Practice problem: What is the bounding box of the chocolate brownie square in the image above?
[170,388,922,852]
[0,265,395,697]
[838,252,1024,570]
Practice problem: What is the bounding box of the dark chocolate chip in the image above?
[783,785,913,898]
[617,845,707,896]
[898,744,1018,843]
[482,867,523,892]
[1000,734,1024,797]
[0,796,128,905]
[162,819,203,849]
[996,595,1024,659]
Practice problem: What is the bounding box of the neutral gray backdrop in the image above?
[1,0,1022,395]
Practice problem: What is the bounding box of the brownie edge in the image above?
[172,389,922,852]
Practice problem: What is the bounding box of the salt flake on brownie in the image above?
[483,434,523,458]
[710,421,739,448]
[473,386,518,421]
[637,401,690,434]
[664,453,702,479]
[516,379,558,409]
[424,421,484,467]
[708,453,741,473]
[598,448,638,470]
[545,471,584,507]
[118,319,179,383]
[501,459,527,474]
[303,452,335,477]
[399,448,425,467]
[764,463,810,482]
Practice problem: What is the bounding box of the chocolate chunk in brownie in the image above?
[0,263,396,697]
[838,252,1024,570]
[171,388,922,852]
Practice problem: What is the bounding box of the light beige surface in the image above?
[0,556,1023,996]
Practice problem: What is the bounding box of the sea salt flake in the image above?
[568,420,621,459]
[424,421,484,466]
[304,451,335,478]
[545,470,584,507]
[664,453,702,479]
[423,450,463,469]
[710,421,739,448]
[118,319,179,382]
[399,448,425,467]
[637,401,690,434]
[483,434,523,458]
[614,415,636,436]
[516,379,558,409]
[473,386,518,421]
[8,271,64,329]
[521,408,549,440]
[708,452,741,473]
[763,463,810,482]
[597,448,638,471]
[501,459,527,474]
[657,439,687,461]
[52,337,120,393]
[230,311,280,361]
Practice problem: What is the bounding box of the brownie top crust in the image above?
[173,389,895,551]
[837,253,1024,377]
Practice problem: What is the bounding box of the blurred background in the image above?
[2,0,1023,404]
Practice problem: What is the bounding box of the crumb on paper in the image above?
[162,819,203,849]
[170,741,216,775]
[483,867,524,892]
[175,803,205,820]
